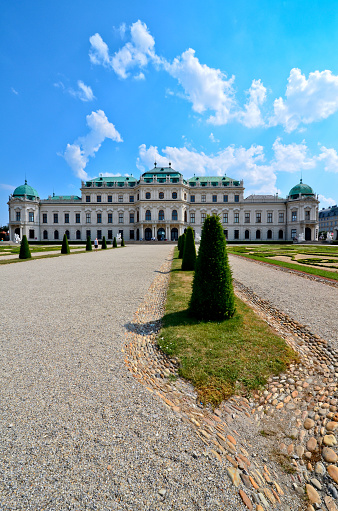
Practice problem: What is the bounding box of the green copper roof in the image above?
[188,176,241,186]
[142,166,183,183]
[13,180,39,199]
[289,179,314,198]
[85,175,137,187]
[49,195,81,200]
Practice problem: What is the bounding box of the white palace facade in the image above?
[8,165,319,243]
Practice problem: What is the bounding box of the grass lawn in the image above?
[227,244,338,281]
[158,249,298,407]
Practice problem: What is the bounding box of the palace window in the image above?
[159,210,164,221]
[256,229,261,239]
[234,195,239,203]
[172,192,177,199]
[53,213,58,224]
[223,195,228,203]
[65,230,70,239]
[108,213,112,223]
[256,212,261,223]
[108,230,113,240]
[118,195,123,203]
[130,213,134,223]
[305,211,310,220]
[172,210,178,221]
[201,195,206,202]
[76,230,81,240]
[86,196,90,203]
[97,213,102,223]
[212,195,217,203]
[234,213,239,223]
[129,195,134,203]
[86,229,91,239]
[97,195,101,203]
[130,230,134,240]
[43,230,48,240]
[279,212,284,223]
[29,229,35,239]
[234,229,239,239]
[65,213,69,224]
[97,230,102,239]
[190,195,195,203]
[42,213,47,223]
[54,230,59,240]
[223,213,228,223]
[245,229,250,239]
[267,229,272,239]
[119,213,124,224]
[86,213,91,224]
[190,213,195,223]
[267,212,273,223]
[245,212,250,223]
[292,211,297,222]
[145,210,151,221]
[146,192,151,199]
[76,213,80,223]
[28,212,34,222]
[16,211,21,221]
[108,195,112,203]
[224,230,228,239]
[201,212,206,223]
[159,192,164,199]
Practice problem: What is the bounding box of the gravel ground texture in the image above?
[1,246,245,511]
[229,254,338,344]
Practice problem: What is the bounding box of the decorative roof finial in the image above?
[154,161,157,168]
[169,161,171,167]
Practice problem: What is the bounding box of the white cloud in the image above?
[209,133,219,143]
[271,68,338,132]
[134,72,145,81]
[137,143,276,194]
[239,79,266,128]
[69,80,95,102]
[318,194,336,208]
[165,49,235,125]
[63,110,123,179]
[0,184,15,191]
[55,80,95,102]
[11,87,18,95]
[89,20,155,79]
[317,146,338,172]
[272,138,317,172]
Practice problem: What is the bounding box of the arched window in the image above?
[279,229,284,240]
[145,210,151,221]
[245,229,249,239]
[256,229,261,240]
[159,210,164,221]
[137,211,139,222]
[172,192,177,199]
[184,211,187,222]
[65,230,70,239]
[172,210,178,221]
[145,192,151,199]
[54,230,59,240]
[43,230,48,240]
[267,229,272,239]
[76,230,81,240]
[159,192,164,199]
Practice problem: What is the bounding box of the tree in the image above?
[102,236,107,249]
[178,232,186,259]
[121,237,125,247]
[181,227,196,271]
[86,235,92,251]
[19,235,31,259]
[61,233,70,254]
[189,215,235,321]
[113,237,117,248]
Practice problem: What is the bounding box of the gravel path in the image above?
[0,246,244,511]
[229,254,338,344]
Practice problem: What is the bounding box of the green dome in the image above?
[13,180,39,200]
[289,179,314,199]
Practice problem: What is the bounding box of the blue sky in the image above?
[1,0,338,226]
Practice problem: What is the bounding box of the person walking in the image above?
[94,238,99,251]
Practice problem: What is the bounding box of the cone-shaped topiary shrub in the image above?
[86,235,92,251]
[102,236,107,249]
[19,235,31,259]
[189,215,235,321]
[61,233,70,254]
[121,237,125,247]
[181,227,196,271]
[178,232,186,259]
[178,234,182,252]
[113,237,117,248]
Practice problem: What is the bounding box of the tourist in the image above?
[94,238,98,251]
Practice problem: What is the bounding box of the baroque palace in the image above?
[8,164,319,243]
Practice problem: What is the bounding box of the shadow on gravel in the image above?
[125,309,199,337]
